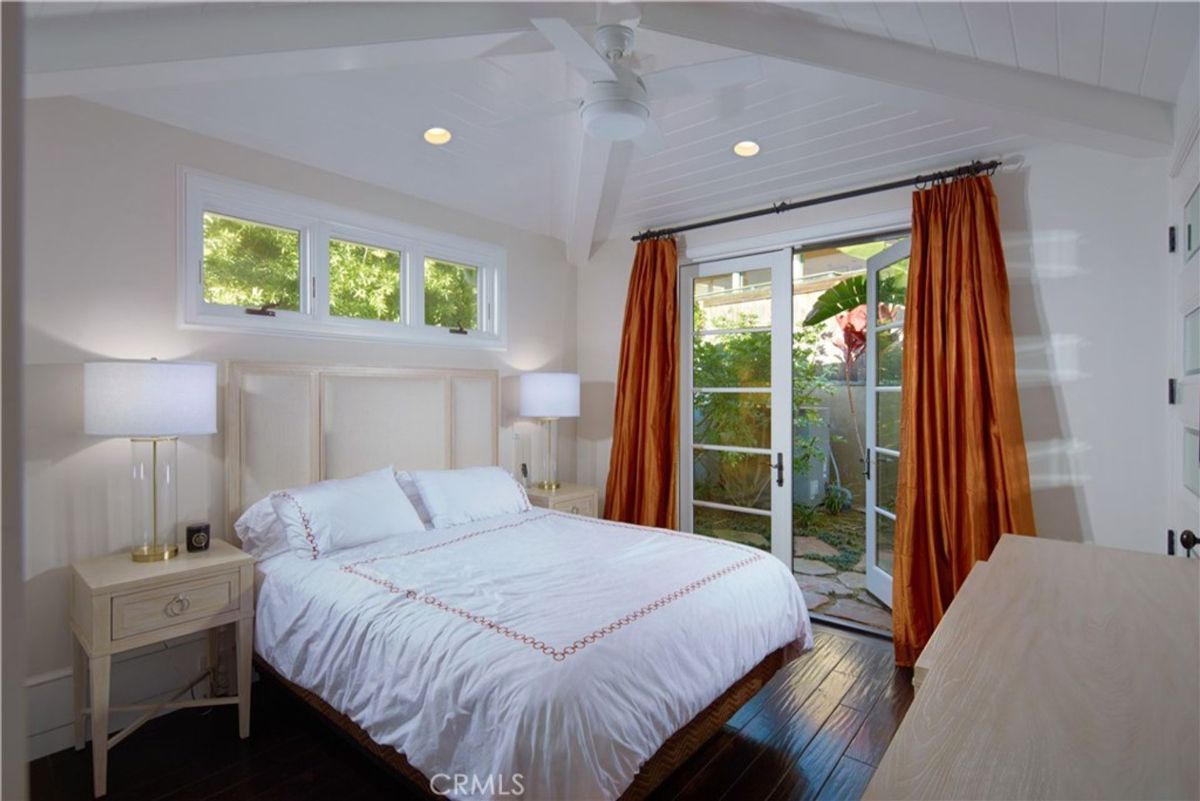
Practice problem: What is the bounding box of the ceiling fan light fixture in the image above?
[423,127,452,145]
[579,81,650,141]
[733,140,761,157]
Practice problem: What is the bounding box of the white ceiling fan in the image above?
[511,18,763,151]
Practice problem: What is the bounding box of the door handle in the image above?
[774,452,784,487]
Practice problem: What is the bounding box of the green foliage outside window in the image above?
[692,305,830,516]
[424,259,478,330]
[202,213,300,310]
[329,239,400,322]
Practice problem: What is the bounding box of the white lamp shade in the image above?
[84,360,217,437]
[520,372,580,418]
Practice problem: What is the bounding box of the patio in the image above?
[792,507,892,634]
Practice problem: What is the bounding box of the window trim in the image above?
[179,168,507,348]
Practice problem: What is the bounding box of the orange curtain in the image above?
[893,175,1037,667]
[604,238,679,528]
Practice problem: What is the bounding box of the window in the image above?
[182,170,506,347]
[329,238,401,322]
[424,258,479,331]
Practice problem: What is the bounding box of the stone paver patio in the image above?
[793,535,892,634]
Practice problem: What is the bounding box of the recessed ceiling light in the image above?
[733,140,760,158]
[423,127,452,146]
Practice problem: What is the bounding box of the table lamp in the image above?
[519,372,579,491]
[84,360,217,562]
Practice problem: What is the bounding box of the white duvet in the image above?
[255,509,812,801]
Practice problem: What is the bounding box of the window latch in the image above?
[448,325,468,335]
[245,302,280,317]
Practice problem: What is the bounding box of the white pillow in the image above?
[233,497,289,561]
[394,470,433,529]
[269,467,425,560]
[409,466,531,529]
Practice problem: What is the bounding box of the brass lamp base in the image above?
[535,480,562,492]
[131,543,179,563]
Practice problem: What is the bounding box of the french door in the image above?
[864,238,911,606]
[679,250,793,566]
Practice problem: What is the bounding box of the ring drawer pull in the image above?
[164,594,191,617]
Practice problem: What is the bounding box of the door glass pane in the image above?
[1185,307,1199,375]
[876,513,895,574]
[694,269,772,330]
[693,505,771,551]
[694,392,770,448]
[877,258,908,325]
[329,238,401,322]
[877,327,904,386]
[202,212,301,311]
[1186,428,1199,497]
[693,450,772,511]
[876,390,902,451]
[693,332,771,387]
[876,451,899,514]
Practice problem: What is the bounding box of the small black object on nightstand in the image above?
[186,523,211,552]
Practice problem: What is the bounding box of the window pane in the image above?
[1185,307,1199,375]
[876,451,898,514]
[694,505,770,552]
[877,258,908,325]
[329,238,400,322]
[694,332,771,387]
[876,513,895,574]
[694,392,770,448]
[424,258,478,330]
[1186,428,1199,498]
[694,268,771,330]
[877,327,904,386]
[693,449,772,511]
[202,212,300,311]
[876,390,902,451]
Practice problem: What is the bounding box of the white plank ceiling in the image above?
[780,2,1198,102]
[23,2,1199,254]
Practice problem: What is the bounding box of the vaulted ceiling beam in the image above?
[25,2,595,97]
[637,3,1173,157]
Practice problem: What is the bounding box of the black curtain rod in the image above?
[631,159,1002,243]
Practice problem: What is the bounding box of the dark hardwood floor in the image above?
[31,624,911,801]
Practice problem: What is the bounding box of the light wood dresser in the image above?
[71,539,255,797]
[866,535,1200,800]
[526,483,599,517]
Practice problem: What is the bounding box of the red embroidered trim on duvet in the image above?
[338,511,766,661]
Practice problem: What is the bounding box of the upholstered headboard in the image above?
[224,362,499,529]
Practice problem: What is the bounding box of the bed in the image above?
[225,362,813,800]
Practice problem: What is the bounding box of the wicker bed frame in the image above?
[255,642,801,801]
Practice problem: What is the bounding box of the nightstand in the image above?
[70,539,255,797]
[526,483,599,517]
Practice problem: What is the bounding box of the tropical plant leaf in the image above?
[802,271,907,327]
[803,274,866,326]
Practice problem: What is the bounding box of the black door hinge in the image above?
[1169,529,1176,556]
[1169,225,1177,253]
[1169,377,1177,405]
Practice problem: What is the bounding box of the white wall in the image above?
[23,97,577,757]
[577,142,1170,555]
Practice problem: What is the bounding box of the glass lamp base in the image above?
[131,543,179,562]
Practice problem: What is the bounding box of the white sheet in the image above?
[254,509,812,801]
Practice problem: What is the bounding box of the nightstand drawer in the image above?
[111,571,240,640]
[551,496,596,517]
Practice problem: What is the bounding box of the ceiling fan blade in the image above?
[634,118,667,156]
[531,17,616,81]
[479,30,555,59]
[641,55,762,100]
[487,98,580,128]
